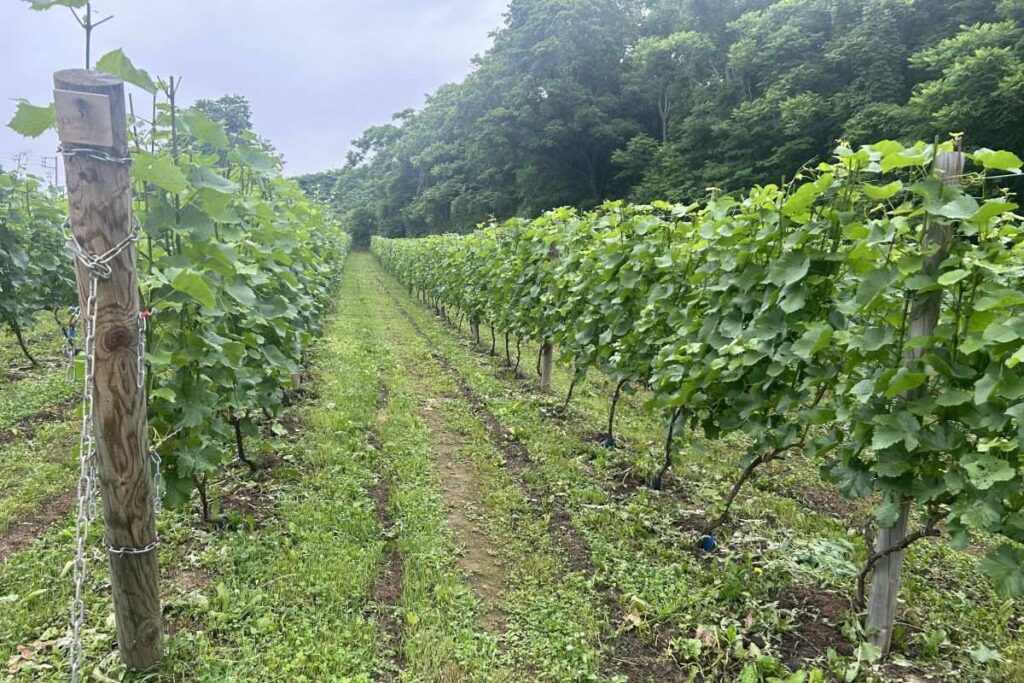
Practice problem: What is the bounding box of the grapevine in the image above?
[373,138,1024,650]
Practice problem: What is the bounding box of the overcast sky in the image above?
[0,0,507,179]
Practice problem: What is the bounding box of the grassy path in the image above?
[370,255,1024,682]
[1,254,1020,682]
[0,254,612,682]
[366,258,610,681]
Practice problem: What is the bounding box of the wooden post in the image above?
[539,342,554,391]
[865,146,963,655]
[54,69,163,669]
[539,243,559,392]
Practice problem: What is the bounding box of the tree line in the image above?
[297,0,1024,247]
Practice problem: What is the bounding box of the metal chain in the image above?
[150,446,164,515]
[69,273,99,683]
[137,310,147,390]
[105,538,161,555]
[63,215,141,279]
[58,145,133,166]
[65,211,158,683]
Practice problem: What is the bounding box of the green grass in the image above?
[0,421,77,534]
[0,373,76,431]
[0,313,66,368]
[0,315,76,430]
[374,255,1024,683]
[2,264,386,681]
[0,317,82,535]
[368,260,609,681]
[2,255,1020,682]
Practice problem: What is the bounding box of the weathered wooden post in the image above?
[54,69,163,670]
[539,243,558,392]
[539,342,554,391]
[865,144,964,655]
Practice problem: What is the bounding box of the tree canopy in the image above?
[302,0,1024,243]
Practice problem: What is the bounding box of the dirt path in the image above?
[377,291,508,632]
[371,259,699,681]
[354,254,612,679]
[419,397,507,631]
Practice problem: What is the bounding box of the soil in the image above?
[604,623,682,681]
[415,389,507,629]
[368,469,405,680]
[431,349,594,575]
[771,459,865,522]
[170,567,212,591]
[218,479,276,526]
[0,488,76,561]
[776,584,853,667]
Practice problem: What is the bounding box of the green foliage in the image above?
[6,101,55,138]
[326,0,1024,238]
[6,50,352,508]
[192,94,254,139]
[0,172,74,363]
[373,139,1024,606]
[22,0,87,9]
[95,49,157,94]
[127,82,351,505]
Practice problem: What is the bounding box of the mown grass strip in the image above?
[1,263,387,681]
[371,255,1024,682]
[367,257,609,681]
[355,255,503,681]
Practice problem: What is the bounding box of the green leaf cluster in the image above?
[130,93,350,505]
[373,138,1024,598]
[0,172,75,356]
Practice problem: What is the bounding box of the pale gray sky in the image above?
[0,0,507,178]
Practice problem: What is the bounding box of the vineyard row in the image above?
[372,138,1024,654]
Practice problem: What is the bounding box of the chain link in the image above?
[137,310,147,390]
[105,538,160,555]
[65,209,158,683]
[69,273,99,683]
[58,145,133,166]
[63,215,141,279]
[150,448,164,515]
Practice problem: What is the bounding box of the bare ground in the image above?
[0,488,75,561]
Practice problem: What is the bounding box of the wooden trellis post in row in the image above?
[54,68,163,672]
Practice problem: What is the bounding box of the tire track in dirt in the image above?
[377,272,678,681]
[418,397,507,632]
[377,302,508,633]
[367,380,405,682]
[379,279,593,574]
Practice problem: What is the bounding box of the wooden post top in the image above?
[53,70,127,153]
[54,69,124,89]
